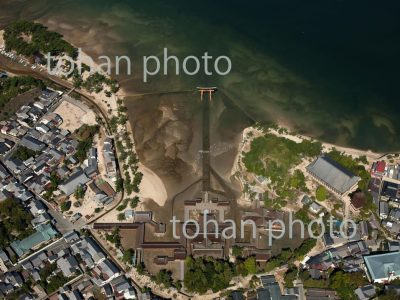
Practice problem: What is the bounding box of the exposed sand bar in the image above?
[138,163,168,207]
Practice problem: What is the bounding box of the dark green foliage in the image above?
[327,149,371,190]
[60,201,71,212]
[72,69,83,88]
[264,248,293,272]
[109,116,119,133]
[315,185,328,201]
[232,245,243,257]
[4,20,77,57]
[299,269,328,288]
[0,198,34,248]
[264,239,316,272]
[359,191,377,219]
[43,273,69,294]
[106,227,121,248]
[74,185,86,199]
[294,207,311,225]
[243,134,321,177]
[117,212,125,221]
[130,196,140,209]
[329,271,368,300]
[82,72,107,93]
[136,262,145,275]
[152,270,173,288]
[132,172,143,193]
[184,256,234,294]
[0,75,44,108]
[122,248,134,264]
[81,73,118,94]
[292,239,316,260]
[233,256,258,276]
[12,146,37,161]
[243,256,257,274]
[117,196,139,211]
[243,134,321,202]
[74,125,99,162]
[115,176,124,193]
[356,155,368,164]
[284,265,298,288]
[39,263,57,280]
[38,262,70,293]
[290,169,308,192]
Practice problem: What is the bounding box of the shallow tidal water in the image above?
[1,0,400,155]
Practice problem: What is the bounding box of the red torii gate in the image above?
[197,86,217,101]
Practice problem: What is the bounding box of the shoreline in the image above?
[270,126,384,161]
[0,27,170,210]
[231,123,387,197]
[273,115,388,158]
[0,23,392,207]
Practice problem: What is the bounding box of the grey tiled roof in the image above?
[58,169,90,196]
[307,155,360,194]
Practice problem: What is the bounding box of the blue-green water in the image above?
[1,0,400,152]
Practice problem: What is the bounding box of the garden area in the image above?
[0,75,44,118]
[243,133,322,204]
[0,198,35,249]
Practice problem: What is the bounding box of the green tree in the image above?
[130,196,140,209]
[295,207,311,224]
[293,239,317,260]
[117,212,126,221]
[290,170,307,191]
[316,186,327,201]
[115,176,124,193]
[284,265,298,288]
[329,271,367,300]
[244,256,257,274]
[4,20,77,57]
[60,201,71,212]
[136,262,145,275]
[106,227,121,248]
[74,185,86,199]
[232,245,243,257]
[153,270,173,288]
[122,249,134,264]
[12,146,37,161]
[184,256,234,294]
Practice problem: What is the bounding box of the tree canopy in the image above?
[0,75,44,109]
[0,198,34,248]
[243,133,321,203]
[329,270,367,300]
[184,256,234,294]
[315,185,328,201]
[4,20,77,58]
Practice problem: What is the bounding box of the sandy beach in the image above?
[137,163,168,207]
[269,127,384,162]
[48,30,171,212]
[1,26,169,216]
[232,123,385,205]
[0,30,4,47]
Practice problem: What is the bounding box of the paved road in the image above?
[0,56,128,227]
[293,279,305,300]
[47,206,79,234]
